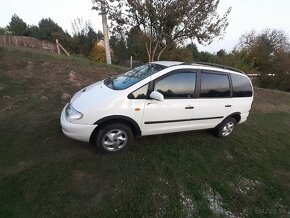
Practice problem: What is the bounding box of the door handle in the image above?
[185,106,194,109]
[225,104,232,108]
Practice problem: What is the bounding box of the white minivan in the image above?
[60,61,253,153]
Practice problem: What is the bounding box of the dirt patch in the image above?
[152,191,169,217]
[149,177,171,216]
[233,177,263,195]
[225,151,234,160]
[41,95,48,101]
[252,103,290,113]
[70,170,98,196]
[26,61,34,70]
[69,71,82,87]
[0,51,123,101]
[61,93,71,102]
[0,96,29,113]
[180,189,196,217]
[41,61,49,66]
[252,88,290,113]
[203,186,236,217]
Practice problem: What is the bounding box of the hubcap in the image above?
[221,122,234,137]
[102,129,128,151]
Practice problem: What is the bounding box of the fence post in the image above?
[56,39,61,55]
[130,56,133,68]
[58,43,70,57]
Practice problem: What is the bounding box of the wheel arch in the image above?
[89,115,141,144]
[216,112,241,128]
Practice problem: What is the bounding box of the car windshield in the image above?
[104,63,167,90]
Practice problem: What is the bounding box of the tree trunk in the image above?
[145,40,154,62]
[152,41,159,62]
[157,45,167,60]
[146,40,167,62]
[101,0,112,64]
[145,42,151,62]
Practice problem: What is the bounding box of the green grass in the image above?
[1,46,290,217]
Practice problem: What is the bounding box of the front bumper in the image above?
[60,106,97,143]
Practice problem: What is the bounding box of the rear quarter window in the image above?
[231,74,253,97]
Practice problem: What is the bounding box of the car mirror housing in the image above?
[150,91,164,102]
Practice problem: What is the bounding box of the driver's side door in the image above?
[142,69,197,136]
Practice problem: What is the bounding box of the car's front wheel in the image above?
[96,123,133,153]
[215,118,236,138]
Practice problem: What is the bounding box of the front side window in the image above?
[154,71,196,98]
[104,64,166,90]
[128,84,149,99]
[231,74,253,97]
[200,72,230,98]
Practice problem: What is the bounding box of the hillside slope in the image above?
[1,47,290,217]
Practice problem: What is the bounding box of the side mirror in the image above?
[150,91,164,102]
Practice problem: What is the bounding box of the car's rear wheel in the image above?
[215,118,236,138]
[96,123,133,153]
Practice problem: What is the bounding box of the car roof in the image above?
[151,61,183,67]
[152,61,245,75]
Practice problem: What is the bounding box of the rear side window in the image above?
[231,74,253,97]
[200,72,230,98]
[154,71,196,98]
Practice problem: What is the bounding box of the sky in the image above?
[1,0,290,53]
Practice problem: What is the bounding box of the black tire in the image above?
[214,117,236,138]
[96,123,133,153]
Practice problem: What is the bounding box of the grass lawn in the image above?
[1,46,290,217]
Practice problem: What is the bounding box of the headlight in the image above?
[65,103,83,120]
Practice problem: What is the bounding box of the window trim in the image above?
[198,70,232,99]
[149,69,198,100]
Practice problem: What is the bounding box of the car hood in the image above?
[70,80,116,112]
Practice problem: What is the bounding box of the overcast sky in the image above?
[1,0,290,53]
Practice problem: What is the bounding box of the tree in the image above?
[215,50,255,73]
[7,14,27,36]
[237,29,290,73]
[90,42,113,63]
[217,49,226,57]
[198,51,216,62]
[110,35,127,65]
[127,27,148,63]
[0,27,9,35]
[26,25,40,38]
[38,18,64,42]
[72,18,98,56]
[186,43,199,61]
[96,30,104,41]
[238,29,290,91]
[92,0,231,62]
[161,45,192,62]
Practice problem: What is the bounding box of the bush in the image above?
[258,74,290,92]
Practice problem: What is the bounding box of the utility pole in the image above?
[100,0,112,64]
